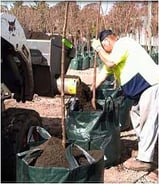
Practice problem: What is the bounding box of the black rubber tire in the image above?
[1,108,42,183]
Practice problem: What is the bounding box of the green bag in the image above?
[96,84,133,131]
[69,56,83,70]
[82,54,90,70]
[89,51,95,68]
[66,96,121,167]
[118,96,133,131]
[16,143,104,183]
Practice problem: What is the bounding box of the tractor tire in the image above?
[1,108,42,183]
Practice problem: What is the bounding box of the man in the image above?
[91,29,159,172]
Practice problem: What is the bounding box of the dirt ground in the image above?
[4,68,158,183]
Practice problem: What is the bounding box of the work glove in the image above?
[91,38,102,52]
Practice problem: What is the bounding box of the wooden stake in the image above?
[61,1,69,148]
[92,1,101,110]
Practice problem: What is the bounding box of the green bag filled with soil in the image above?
[16,137,104,183]
[66,96,121,168]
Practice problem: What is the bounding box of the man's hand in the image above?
[89,84,97,110]
[91,38,102,52]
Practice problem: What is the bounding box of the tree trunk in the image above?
[61,2,69,148]
[147,1,152,54]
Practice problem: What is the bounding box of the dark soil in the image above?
[35,137,68,167]
[35,136,103,168]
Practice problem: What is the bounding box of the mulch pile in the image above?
[34,136,102,168]
[35,137,68,167]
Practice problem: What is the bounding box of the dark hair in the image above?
[98,29,114,42]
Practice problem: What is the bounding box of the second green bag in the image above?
[66,96,121,167]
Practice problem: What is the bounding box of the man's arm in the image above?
[91,38,116,68]
[91,67,108,90]
[98,48,116,68]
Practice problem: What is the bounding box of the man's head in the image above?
[98,29,117,53]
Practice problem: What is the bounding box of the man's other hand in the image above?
[91,39,102,52]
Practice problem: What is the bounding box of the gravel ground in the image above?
[4,68,158,183]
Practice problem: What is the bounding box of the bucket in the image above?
[56,75,81,95]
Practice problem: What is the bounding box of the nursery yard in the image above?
[4,68,158,183]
